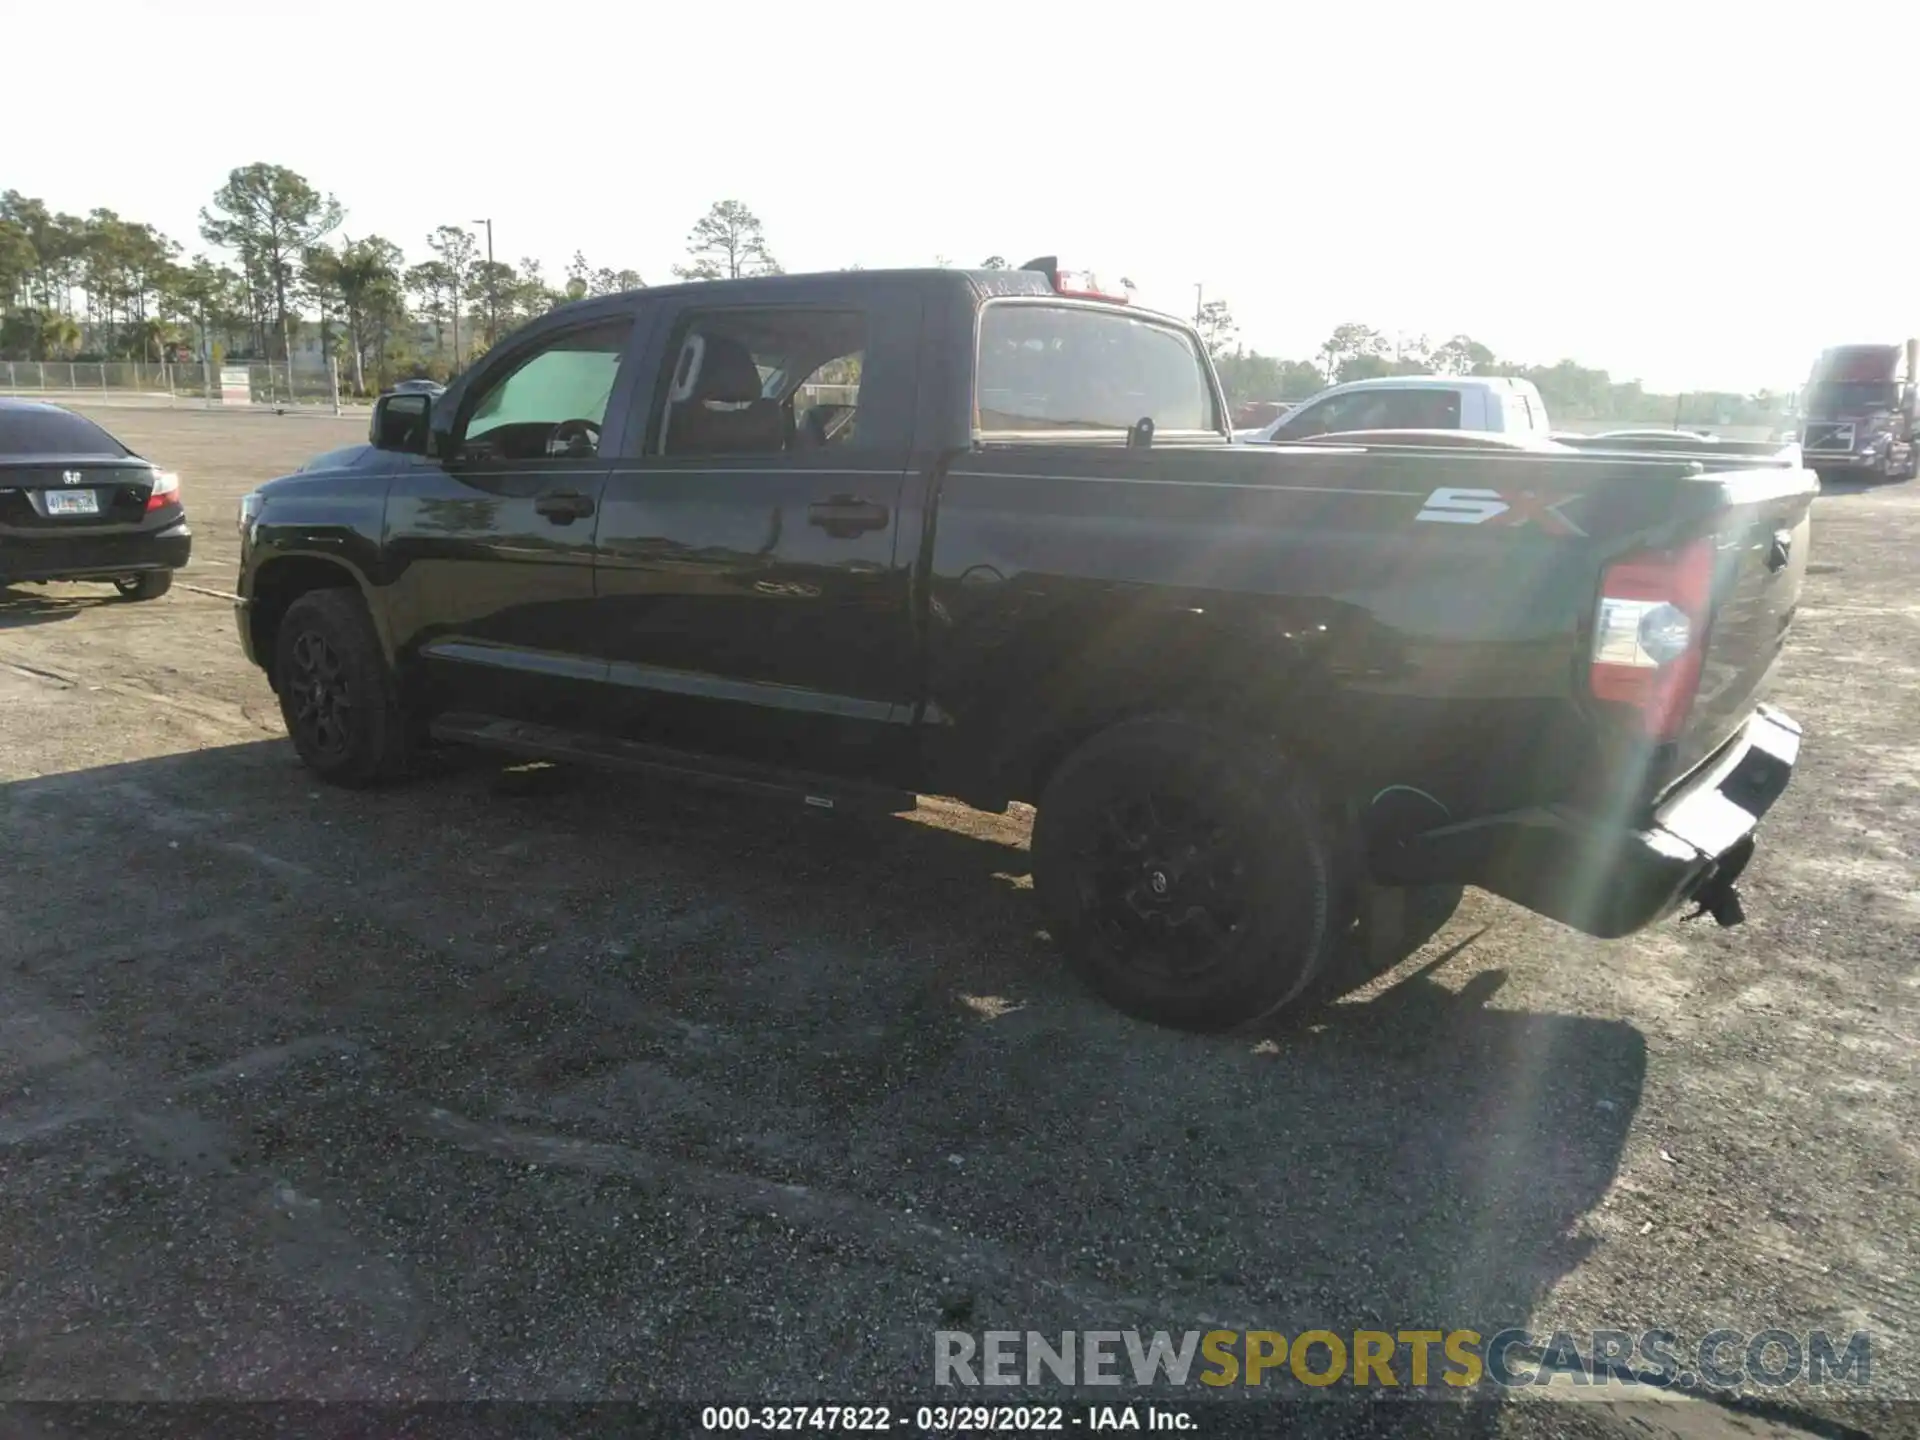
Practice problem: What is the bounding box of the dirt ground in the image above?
[0,407,1913,1438]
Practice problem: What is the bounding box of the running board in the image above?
[427,712,918,816]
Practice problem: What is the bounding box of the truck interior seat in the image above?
[665,334,786,456]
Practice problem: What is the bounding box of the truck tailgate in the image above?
[1682,472,1813,775]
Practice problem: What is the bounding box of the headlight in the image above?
[237,490,262,538]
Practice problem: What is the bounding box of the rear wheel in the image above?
[112,572,173,601]
[1031,716,1347,1031]
[273,588,415,787]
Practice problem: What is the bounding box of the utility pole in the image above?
[1193,283,1203,324]
[473,217,496,348]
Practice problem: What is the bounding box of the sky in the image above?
[7,0,1914,394]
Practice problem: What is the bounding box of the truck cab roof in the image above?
[1299,374,1539,394]
[535,265,1187,321]
[423,265,1225,459]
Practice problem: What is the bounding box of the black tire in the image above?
[273,588,414,787]
[112,571,173,601]
[1309,880,1467,1003]
[1031,716,1347,1032]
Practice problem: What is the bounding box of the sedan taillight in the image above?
[145,470,181,513]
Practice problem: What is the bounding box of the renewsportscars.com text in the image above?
[933,1328,1873,1391]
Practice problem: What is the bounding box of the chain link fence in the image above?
[1,361,858,418]
[0,359,343,410]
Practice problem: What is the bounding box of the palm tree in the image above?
[123,316,174,363]
[39,311,79,359]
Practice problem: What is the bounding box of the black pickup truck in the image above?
[233,261,1813,1030]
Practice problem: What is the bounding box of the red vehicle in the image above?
[1799,341,1919,482]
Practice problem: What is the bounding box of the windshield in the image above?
[0,406,130,457]
[1805,381,1897,418]
[976,303,1216,434]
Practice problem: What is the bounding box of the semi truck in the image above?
[1799,340,1919,482]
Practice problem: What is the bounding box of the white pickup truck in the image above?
[1237,375,1553,443]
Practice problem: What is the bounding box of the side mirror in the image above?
[370,391,432,453]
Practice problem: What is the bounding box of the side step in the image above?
[427,712,918,816]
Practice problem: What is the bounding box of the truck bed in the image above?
[925,436,1814,829]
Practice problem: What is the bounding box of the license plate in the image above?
[46,489,99,516]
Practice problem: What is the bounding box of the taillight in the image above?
[1053,270,1130,303]
[1018,255,1132,303]
[1589,535,1717,741]
[145,470,180,513]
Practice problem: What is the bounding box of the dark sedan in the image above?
[0,398,190,601]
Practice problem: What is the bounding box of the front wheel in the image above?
[273,588,415,787]
[112,571,173,601]
[1031,717,1348,1032]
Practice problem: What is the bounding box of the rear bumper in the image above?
[0,520,192,583]
[1373,705,1801,938]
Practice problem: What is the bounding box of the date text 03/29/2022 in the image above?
[700,1405,1193,1432]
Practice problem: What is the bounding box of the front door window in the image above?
[458,320,632,462]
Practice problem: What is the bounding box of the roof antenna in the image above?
[1128,416,1155,449]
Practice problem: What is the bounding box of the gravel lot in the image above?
[0,407,1913,1438]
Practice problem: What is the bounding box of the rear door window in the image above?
[1286,388,1456,434]
[1273,391,1369,438]
[0,406,130,457]
[651,307,869,457]
[976,303,1217,435]
[1372,389,1461,429]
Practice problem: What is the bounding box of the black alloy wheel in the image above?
[1075,789,1252,986]
[1031,716,1347,1031]
[287,627,354,760]
[272,588,415,787]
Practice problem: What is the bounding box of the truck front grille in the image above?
[1802,421,1856,453]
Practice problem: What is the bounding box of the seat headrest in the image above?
[691,334,764,404]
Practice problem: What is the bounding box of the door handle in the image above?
[535,490,595,524]
[807,495,889,536]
